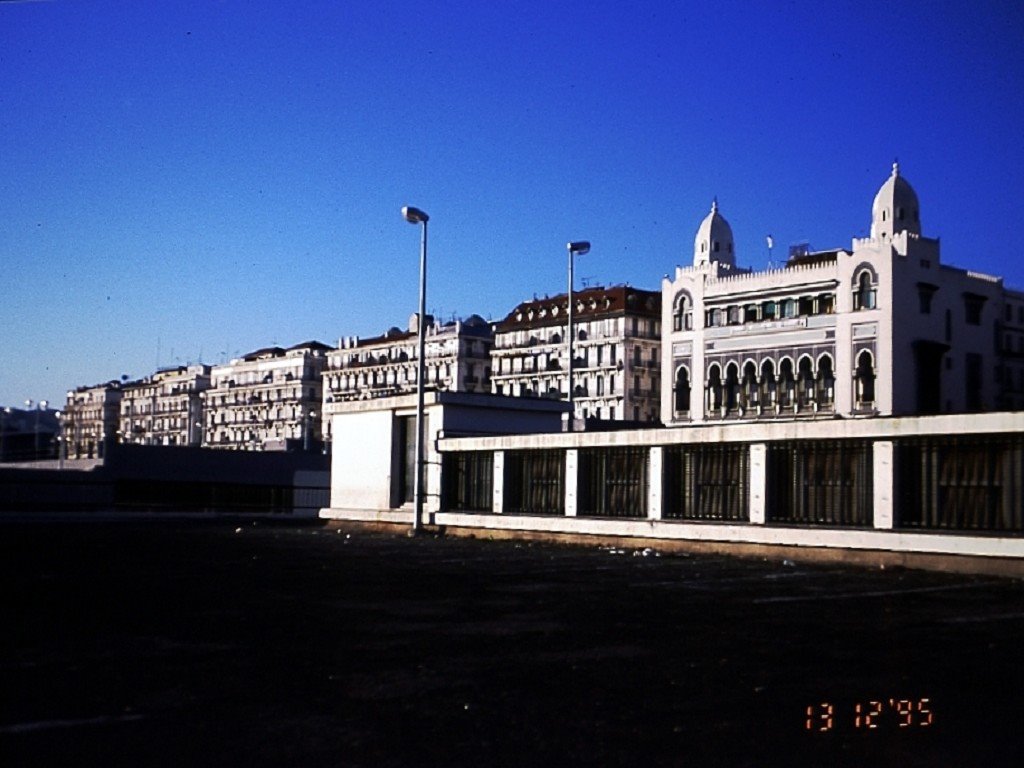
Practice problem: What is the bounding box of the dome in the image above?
[693,198,735,267]
[870,161,921,240]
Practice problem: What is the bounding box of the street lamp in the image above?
[0,406,11,462]
[402,205,429,535]
[566,241,590,431]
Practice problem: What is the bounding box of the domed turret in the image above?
[870,161,921,240]
[693,198,735,267]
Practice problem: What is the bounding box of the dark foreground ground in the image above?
[1,518,1022,767]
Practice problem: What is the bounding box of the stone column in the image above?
[873,440,894,529]
[493,450,504,515]
[648,446,663,520]
[565,449,578,517]
[749,443,767,524]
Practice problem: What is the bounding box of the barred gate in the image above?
[441,451,493,512]
[577,447,648,518]
[766,440,872,526]
[896,435,1024,532]
[662,444,749,521]
[504,449,565,516]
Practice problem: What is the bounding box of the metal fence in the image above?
[766,440,872,526]
[896,435,1024,532]
[577,447,648,518]
[663,444,749,521]
[503,449,565,516]
[441,451,494,512]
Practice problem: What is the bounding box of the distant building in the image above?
[202,342,330,451]
[491,285,662,423]
[322,314,494,450]
[661,164,1024,425]
[63,381,122,459]
[119,364,211,447]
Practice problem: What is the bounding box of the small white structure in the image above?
[662,164,1024,425]
[322,391,567,521]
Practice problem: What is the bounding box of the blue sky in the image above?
[2,0,1023,408]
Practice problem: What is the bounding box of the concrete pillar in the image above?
[565,449,578,517]
[493,450,504,514]
[749,443,767,524]
[648,446,663,520]
[873,440,894,529]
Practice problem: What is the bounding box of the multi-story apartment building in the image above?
[119,364,211,447]
[322,314,493,449]
[661,163,1024,425]
[202,341,330,451]
[63,381,122,458]
[491,285,662,423]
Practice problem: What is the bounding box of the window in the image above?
[744,304,759,323]
[781,299,796,319]
[854,271,876,310]
[674,367,691,414]
[917,283,938,315]
[762,301,777,320]
[727,306,741,325]
[674,293,693,331]
[964,293,986,325]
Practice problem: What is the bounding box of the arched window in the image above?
[855,351,876,408]
[724,363,741,413]
[778,359,795,408]
[741,361,758,412]
[781,299,796,319]
[706,364,723,414]
[673,293,693,331]
[816,355,835,408]
[797,357,815,410]
[760,359,776,411]
[854,270,877,310]
[674,366,691,415]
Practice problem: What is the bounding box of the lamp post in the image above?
[402,205,429,535]
[566,241,590,431]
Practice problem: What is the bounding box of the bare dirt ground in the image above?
[1,517,1021,767]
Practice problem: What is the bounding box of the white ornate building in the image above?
[202,342,330,451]
[63,381,122,459]
[119,364,211,447]
[661,164,1024,425]
[324,314,493,403]
[491,285,662,423]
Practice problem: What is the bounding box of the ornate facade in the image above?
[492,285,662,423]
[661,164,1024,425]
[202,342,329,451]
[119,365,211,447]
[63,381,122,459]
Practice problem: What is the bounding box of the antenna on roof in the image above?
[766,234,776,269]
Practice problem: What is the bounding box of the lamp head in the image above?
[567,241,590,256]
[402,206,429,224]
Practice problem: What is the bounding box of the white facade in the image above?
[63,381,121,459]
[119,364,211,447]
[324,391,567,515]
[662,164,1024,425]
[202,341,329,451]
[491,286,662,423]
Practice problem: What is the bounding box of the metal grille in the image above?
[504,449,565,516]
[577,447,648,518]
[766,440,871,526]
[896,435,1024,532]
[441,451,493,512]
[662,444,749,521]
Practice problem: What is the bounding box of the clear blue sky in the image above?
[2,0,1023,408]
